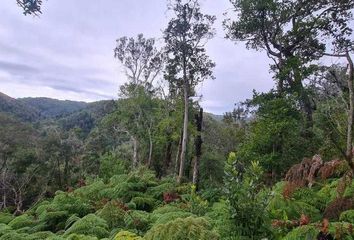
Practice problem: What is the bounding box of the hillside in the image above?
[0,92,41,122]
[18,97,89,119]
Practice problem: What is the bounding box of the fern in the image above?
[340,210,354,223]
[64,214,109,238]
[0,232,29,240]
[205,200,235,240]
[114,231,143,240]
[124,210,151,233]
[283,225,318,240]
[96,201,126,229]
[7,214,36,230]
[0,224,13,236]
[144,216,219,240]
[65,214,81,230]
[0,213,14,224]
[25,231,55,240]
[130,196,157,212]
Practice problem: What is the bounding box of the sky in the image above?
[0,0,274,114]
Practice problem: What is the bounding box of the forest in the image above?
[0,0,354,239]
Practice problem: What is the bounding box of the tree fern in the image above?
[144,216,219,240]
[64,214,109,238]
[114,231,143,240]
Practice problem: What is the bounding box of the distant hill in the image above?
[206,112,224,122]
[0,92,41,122]
[57,100,116,134]
[18,97,88,119]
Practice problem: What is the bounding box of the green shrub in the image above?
[124,210,151,233]
[144,216,219,240]
[7,214,36,230]
[146,181,176,200]
[37,210,69,231]
[96,201,126,229]
[267,195,321,222]
[283,225,318,240]
[340,210,354,223]
[130,196,157,212]
[205,200,235,240]
[65,234,99,240]
[329,222,354,239]
[26,231,55,240]
[0,224,12,236]
[51,192,92,217]
[64,214,109,238]
[0,232,28,240]
[114,231,142,240]
[0,213,14,224]
[74,180,107,202]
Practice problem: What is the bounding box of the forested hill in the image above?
[0,92,41,122]
[18,97,88,119]
[0,92,115,124]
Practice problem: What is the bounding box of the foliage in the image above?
[114,231,142,240]
[283,225,318,240]
[224,152,273,239]
[64,214,109,238]
[0,213,14,224]
[144,216,219,240]
[340,210,354,223]
[7,214,35,230]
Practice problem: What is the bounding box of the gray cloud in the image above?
[0,60,39,74]
[0,0,274,114]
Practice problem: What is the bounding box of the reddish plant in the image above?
[318,159,344,180]
[323,197,353,220]
[282,181,298,199]
[285,155,323,187]
[163,192,181,203]
[299,214,310,226]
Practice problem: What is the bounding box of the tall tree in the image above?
[113,34,164,167]
[224,0,354,126]
[164,0,215,183]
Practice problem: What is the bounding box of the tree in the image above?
[113,34,164,167]
[164,0,215,183]
[224,0,354,126]
[17,0,43,15]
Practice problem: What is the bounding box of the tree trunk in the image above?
[346,52,354,172]
[132,136,139,168]
[178,84,189,183]
[175,133,182,175]
[192,108,203,189]
[177,43,189,183]
[147,128,153,167]
[164,140,172,173]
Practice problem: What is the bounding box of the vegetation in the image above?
[1,0,354,239]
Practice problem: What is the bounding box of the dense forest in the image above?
[0,0,354,239]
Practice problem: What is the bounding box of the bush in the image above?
[113,231,142,240]
[0,232,28,240]
[340,210,354,223]
[124,210,151,233]
[64,214,109,238]
[205,200,235,240]
[0,224,12,236]
[7,214,36,230]
[283,225,318,240]
[130,196,157,212]
[0,213,14,224]
[26,231,55,240]
[144,216,219,240]
[96,201,126,229]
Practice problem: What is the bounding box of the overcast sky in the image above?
[0,0,274,114]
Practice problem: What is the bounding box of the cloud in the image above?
[0,0,274,114]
